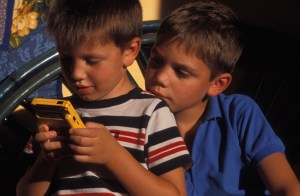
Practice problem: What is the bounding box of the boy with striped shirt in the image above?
[17,1,191,195]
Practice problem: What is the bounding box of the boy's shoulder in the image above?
[131,88,156,97]
[132,88,166,101]
[218,93,257,107]
[211,93,262,119]
[131,89,173,111]
[212,93,272,132]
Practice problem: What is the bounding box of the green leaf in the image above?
[9,35,22,48]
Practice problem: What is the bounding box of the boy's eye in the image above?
[174,67,190,78]
[85,58,100,65]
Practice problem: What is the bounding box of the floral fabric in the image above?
[0,0,62,99]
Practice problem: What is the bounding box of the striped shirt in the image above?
[49,88,191,195]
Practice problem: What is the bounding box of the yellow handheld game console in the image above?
[31,98,85,135]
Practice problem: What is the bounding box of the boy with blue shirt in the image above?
[145,0,300,195]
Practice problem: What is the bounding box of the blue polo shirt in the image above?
[185,93,285,196]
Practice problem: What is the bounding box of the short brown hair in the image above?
[47,0,142,51]
[156,0,243,79]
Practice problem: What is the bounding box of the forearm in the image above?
[269,181,300,196]
[16,153,57,196]
[258,153,300,196]
[105,146,186,196]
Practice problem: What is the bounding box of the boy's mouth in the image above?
[75,86,91,95]
[151,90,167,99]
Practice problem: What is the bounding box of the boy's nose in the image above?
[70,61,86,80]
[153,66,170,87]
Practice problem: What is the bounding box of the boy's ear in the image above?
[207,73,232,96]
[123,37,141,67]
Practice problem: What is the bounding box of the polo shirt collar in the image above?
[202,95,222,122]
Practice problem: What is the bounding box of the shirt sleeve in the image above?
[144,100,192,175]
[234,95,285,165]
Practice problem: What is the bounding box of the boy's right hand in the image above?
[35,124,72,162]
[67,121,124,166]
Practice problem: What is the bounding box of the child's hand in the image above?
[68,121,123,165]
[35,124,72,162]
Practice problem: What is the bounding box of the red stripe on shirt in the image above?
[148,146,188,164]
[110,129,145,138]
[149,141,186,157]
[116,136,145,145]
[110,129,145,145]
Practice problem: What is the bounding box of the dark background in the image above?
[160,0,300,41]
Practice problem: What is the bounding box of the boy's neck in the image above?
[175,100,208,153]
[175,99,208,138]
[108,74,136,98]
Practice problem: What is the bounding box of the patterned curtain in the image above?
[0,0,62,98]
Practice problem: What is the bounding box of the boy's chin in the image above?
[77,94,97,102]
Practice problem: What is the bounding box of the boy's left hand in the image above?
[68,121,123,165]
